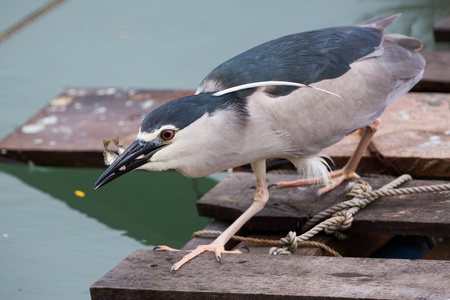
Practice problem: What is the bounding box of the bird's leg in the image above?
[276,119,381,195]
[170,159,269,271]
[317,118,380,194]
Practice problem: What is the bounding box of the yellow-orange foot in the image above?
[170,243,242,272]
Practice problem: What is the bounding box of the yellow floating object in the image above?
[74,190,85,198]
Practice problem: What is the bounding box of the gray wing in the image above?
[244,16,425,155]
[197,14,423,102]
[197,18,388,96]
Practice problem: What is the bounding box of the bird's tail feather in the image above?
[358,14,400,29]
[385,33,423,51]
[290,155,332,186]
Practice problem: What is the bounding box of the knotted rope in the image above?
[192,174,450,256]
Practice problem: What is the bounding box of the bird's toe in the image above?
[153,245,180,251]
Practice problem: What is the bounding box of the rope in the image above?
[302,175,411,234]
[191,230,342,257]
[0,0,67,44]
[302,175,450,233]
[272,174,450,254]
[192,175,450,257]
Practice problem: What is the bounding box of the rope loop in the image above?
[278,231,299,252]
[269,246,292,255]
[345,179,372,200]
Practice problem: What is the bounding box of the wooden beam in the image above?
[434,16,450,42]
[197,173,450,236]
[90,249,450,299]
[414,52,450,92]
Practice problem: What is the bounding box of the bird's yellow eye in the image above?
[160,129,175,141]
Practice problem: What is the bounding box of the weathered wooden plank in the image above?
[434,16,450,42]
[197,173,450,236]
[90,249,450,300]
[414,52,450,92]
[0,89,449,178]
[0,88,195,167]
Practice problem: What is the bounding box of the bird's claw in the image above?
[170,264,176,273]
[267,183,278,189]
[237,245,250,253]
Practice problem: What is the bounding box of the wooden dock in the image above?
[90,174,450,299]
[90,250,450,300]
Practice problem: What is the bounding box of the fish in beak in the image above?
[93,139,163,189]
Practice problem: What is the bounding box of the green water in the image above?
[0,162,218,299]
[1,1,450,299]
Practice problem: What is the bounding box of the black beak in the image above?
[94,139,162,189]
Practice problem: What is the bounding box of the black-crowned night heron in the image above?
[94,14,425,270]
